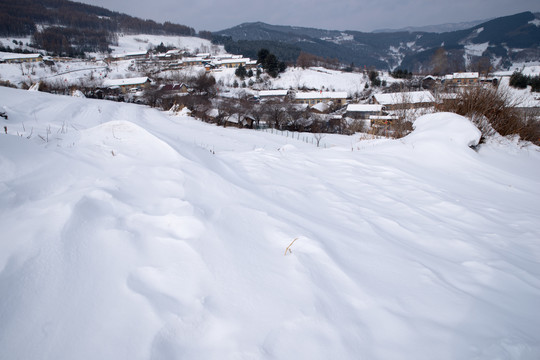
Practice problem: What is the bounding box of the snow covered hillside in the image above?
[0,34,219,89]
[1,87,540,360]
[108,34,218,58]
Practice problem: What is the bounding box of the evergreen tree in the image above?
[265,53,279,78]
[510,72,529,89]
[369,70,381,87]
[235,65,247,79]
[530,75,540,92]
[257,48,270,67]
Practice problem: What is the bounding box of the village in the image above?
[2,2,540,357]
[1,36,539,139]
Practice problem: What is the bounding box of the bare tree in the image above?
[286,104,310,132]
[470,56,492,77]
[265,100,286,129]
[313,132,325,147]
[311,120,326,147]
[431,47,449,76]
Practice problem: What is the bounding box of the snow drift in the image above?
[1,87,540,360]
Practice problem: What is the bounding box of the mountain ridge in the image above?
[216,12,540,71]
[0,0,196,55]
[372,18,493,34]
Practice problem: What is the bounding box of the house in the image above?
[103,77,152,93]
[346,104,384,119]
[310,102,331,114]
[160,83,189,93]
[327,115,346,133]
[109,51,148,61]
[258,90,289,101]
[182,57,206,66]
[218,58,251,68]
[205,108,220,123]
[372,91,435,110]
[245,60,258,69]
[293,91,348,106]
[225,113,256,128]
[0,53,42,63]
[436,92,460,109]
[447,72,479,86]
[214,54,234,60]
[205,63,218,71]
[421,75,438,90]
[158,49,182,60]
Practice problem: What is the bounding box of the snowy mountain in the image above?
[373,18,492,34]
[216,12,540,71]
[1,86,540,359]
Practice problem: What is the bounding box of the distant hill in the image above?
[216,12,540,72]
[0,0,196,56]
[373,18,492,34]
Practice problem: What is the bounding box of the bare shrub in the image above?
[389,118,414,138]
[347,119,369,134]
[438,85,540,145]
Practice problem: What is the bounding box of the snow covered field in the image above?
[1,87,540,359]
[108,34,219,57]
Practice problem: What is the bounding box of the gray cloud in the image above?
[77,0,540,32]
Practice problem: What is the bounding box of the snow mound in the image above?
[278,144,297,152]
[77,120,183,164]
[1,87,540,360]
[71,90,85,98]
[405,112,481,149]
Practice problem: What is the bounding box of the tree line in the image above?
[0,0,195,36]
[32,27,115,56]
[510,71,540,92]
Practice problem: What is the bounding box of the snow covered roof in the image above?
[374,91,435,105]
[218,58,250,65]
[103,77,151,87]
[347,104,383,112]
[452,72,479,79]
[227,114,249,124]
[111,51,147,59]
[295,91,348,100]
[259,90,288,97]
[182,57,205,62]
[369,115,398,120]
[0,52,42,61]
[311,102,330,112]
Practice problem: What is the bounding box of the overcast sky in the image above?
[77,0,540,32]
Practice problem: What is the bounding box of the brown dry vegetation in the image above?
[437,85,540,145]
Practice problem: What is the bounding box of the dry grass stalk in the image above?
[284,238,299,256]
